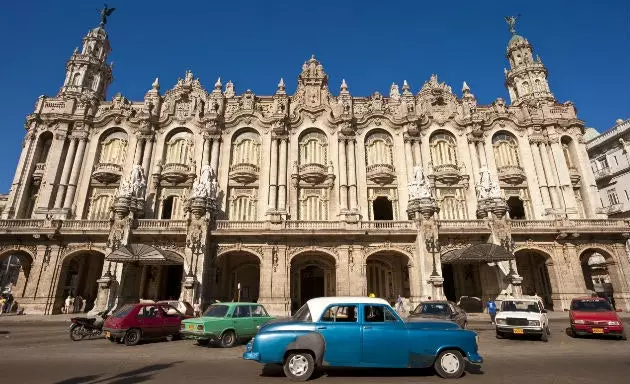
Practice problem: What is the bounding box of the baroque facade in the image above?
[1,17,630,316]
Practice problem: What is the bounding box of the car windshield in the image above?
[111,304,136,318]
[203,304,229,317]
[292,304,312,322]
[571,299,613,312]
[414,303,449,315]
[501,300,541,313]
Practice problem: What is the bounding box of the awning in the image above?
[106,244,184,265]
[441,243,514,264]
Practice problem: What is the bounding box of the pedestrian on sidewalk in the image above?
[486,298,497,325]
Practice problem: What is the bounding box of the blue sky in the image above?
[0,1,628,193]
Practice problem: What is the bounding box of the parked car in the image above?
[568,297,626,340]
[243,297,482,380]
[495,297,550,342]
[181,302,274,347]
[157,300,194,317]
[103,303,186,346]
[408,300,468,328]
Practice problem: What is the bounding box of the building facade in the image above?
[586,118,630,218]
[1,18,630,316]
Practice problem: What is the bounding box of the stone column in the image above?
[53,139,78,209]
[550,139,578,215]
[338,139,348,211]
[210,139,221,174]
[63,137,88,210]
[133,137,144,165]
[539,143,562,209]
[347,139,358,210]
[142,136,154,176]
[268,138,279,210]
[412,140,422,167]
[201,136,211,166]
[476,141,487,167]
[404,139,414,179]
[278,138,288,212]
[2,132,35,218]
[530,141,552,211]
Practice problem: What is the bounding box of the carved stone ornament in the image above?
[408,166,432,200]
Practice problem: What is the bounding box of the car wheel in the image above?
[546,326,551,336]
[283,351,315,382]
[540,329,549,342]
[220,330,237,348]
[568,327,577,338]
[170,334,182,341]
[196,339,210,346]
[496,331,505,339]
[124,329,141,346]
[620,332,627,341]
[108,337,117,343]
[434,349,465,379]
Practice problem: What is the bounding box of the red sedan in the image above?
[103,303,187,346]
[569,297,626,340]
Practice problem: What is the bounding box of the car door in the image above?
[231,305,254,338]
[361,304,407,367]
[250,305,272,332]
[160,305,182,335]
[316,304,361,366]
[136,305,163,338]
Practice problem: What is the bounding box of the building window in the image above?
[598,157,609,170]
[607,189,620,206]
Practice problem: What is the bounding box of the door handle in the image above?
[363,326,372,329]
[316,326,327,330]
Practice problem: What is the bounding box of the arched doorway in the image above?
[507,196,526,219]
[366,251,410,303]
[515,249,554,309]
[580,250,615,306]
[55,251,105,314]
[372,197,394,220]
[139,264,184,301]
[215,251,260,302]
[0,251,33,297]
[290,252,336,313]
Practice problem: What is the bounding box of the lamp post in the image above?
[500,236,516,276]
[425,236,441,277]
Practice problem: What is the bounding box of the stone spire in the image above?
[503,17,554,106]
[57,14,114,101]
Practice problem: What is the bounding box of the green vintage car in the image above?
[180,302,274,347]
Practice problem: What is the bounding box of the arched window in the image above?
[37,132,53,164]
[88,194,114,220]
[72,73,81,86]
[429,132,458,167]
[98,131,128,166]
[231,131,261,167]
[229,194,257,221]
[165,130,194,166]
[365,131,393,166]
[522,81,530,95]
[299,130,327,165]
[492,132,521,168]
[534,79,542,93]
[299,188,328,220]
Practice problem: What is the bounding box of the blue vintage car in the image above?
[243,297,482,381]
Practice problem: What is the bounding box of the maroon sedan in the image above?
[569,297,626,340]
[103,303,186,346]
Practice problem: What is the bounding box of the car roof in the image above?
[307,297,391,321]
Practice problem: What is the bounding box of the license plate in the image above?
[105,331,110,338]
[592,328,604,334]
[513,328,524,334]
[188,325,194,330]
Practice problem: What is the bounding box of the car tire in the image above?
[196,339,210,346]
[620,332,627,341]
[220,330,237,348]
[546,326,551,336]
[283,351,315,382]
[434,349,466,379]
[568,327,577,338]
[124,328,141,346]
[496,331,505,339]
[540,329,549,342]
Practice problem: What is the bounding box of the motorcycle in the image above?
[69,311,109,341]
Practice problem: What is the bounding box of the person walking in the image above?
[486,298,497,325]
[396,295,404,313]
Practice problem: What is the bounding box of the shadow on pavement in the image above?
[0,331,9,334]
[53,361,183,384]
[261,364,483,379]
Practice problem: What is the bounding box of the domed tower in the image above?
[503,16,554,106]
[57,8,114,101]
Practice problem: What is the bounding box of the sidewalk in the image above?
[0,313,76,323]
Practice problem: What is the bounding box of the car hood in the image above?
[495,311,542,321]
[571,311,620,321]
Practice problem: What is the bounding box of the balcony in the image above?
[229,163,259,184]
[431,163,462,185]
[366,163,396,185]
[298,163,328,184]
[568,167,581,185]
[161,163,192,183]
[497,165,526,185]
[92,163,123,183]
[594,167,612,181]
[32,163,46,185]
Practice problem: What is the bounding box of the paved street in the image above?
[0,318,628,383]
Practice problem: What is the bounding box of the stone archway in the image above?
[290,252,336,313]
[54,251,105,314]
[579,248,621,309]
[0,250,33,298]
[514,248,555,310]
[365,251,410,304]
[215,251,260,303]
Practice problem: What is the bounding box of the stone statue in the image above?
[224,81,235,98]
[476,167,501,200]
[408,166,432,200]
[130,164,146,198]
[505,15,519,35]
[99,4,116,27]
[389,83,401,102]
[192,164,217,199]
[118,179,132,198]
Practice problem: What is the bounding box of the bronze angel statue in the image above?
[504,15,520,35]
[100,4,116,26]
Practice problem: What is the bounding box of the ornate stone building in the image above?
[1,16,629,315]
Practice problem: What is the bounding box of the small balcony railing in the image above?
[229,163,259,184]
[366,163,396,185]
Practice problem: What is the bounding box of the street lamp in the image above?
[500,236,516,275]
[425,236,441,277]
